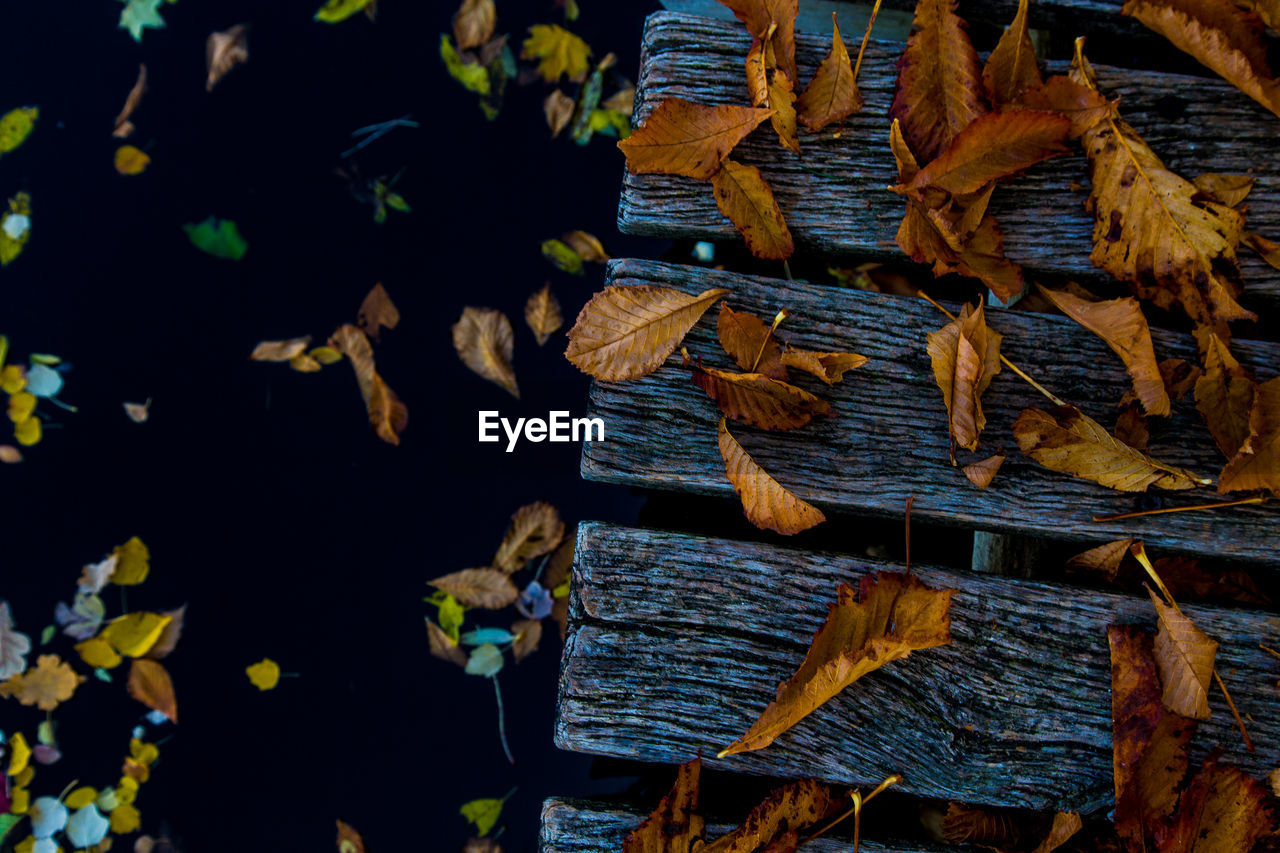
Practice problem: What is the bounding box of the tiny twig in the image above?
[801,774,901,845]
[1093,496,1265,522]
[851,0,883,85]
[918,290,1066,406]
[782,260,794,282]
[1260,643,1280,662]
[904,496,913,573]
[1214,669,1254,752]
[749,310,789,372]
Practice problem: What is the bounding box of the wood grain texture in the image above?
[581,260,1280,563]
[620,12,1280,313]
[555,523,1280,813]
[540,798,950,853]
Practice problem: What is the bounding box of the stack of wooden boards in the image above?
[543,2,1280,849]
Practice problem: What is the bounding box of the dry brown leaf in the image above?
[905,110,1070,196]
[1243,229,1280,269]
[426,619,468,667]
[1020,75,1113,137]
[623,758,704,853]
[603,87,635,114]
[692,365,830,431]
[511,619,542,662]
[1156,555,1270,606]
[927,303,1002,456]
[113,64,147,138]
[144,605,186,660]
[1030,812,1081,853]
[1157,758,1274,853]
[718,418,826,535]
[1194,172,1255,207]
[494,501,564,572]
[561,230,610,263]
[717,304,787,380]
[940,803,1021,846]
[336,820,367,853]
[780,349,867,384]
[565,285,728,381]
[721,571,953,755]
[1123,0,1280,118]
[127,659,177,723]
[428,568,519,609]
[544,90,576,138]
[717,0,799,83]
[1067,538,1135,580]
[453,0,496,51]
[1109,624,1167,845]
[331,324,408,445]
[983,0,1042,105]
[0,654,84,711]
[962,453,1004,488]
[1160,357,1202,399]
[1074,48,1255,327]
[1219,376,1280,495]
[1194,330,1256,459]
[889,0,987,162]
[711,159,795,260]
[1013,405,1204,491]
[250,336,312,362]
[746,34,772,107]
[1115,398,1150,450]
[701,779,837,853]
[1037,284,1170,416]
[453,307,519,398]
[766,71,800,153]
[123,399,152,424]
[1148,586,1218,719]
[525,284,563,346]
[357,283,399,342]
[796,14,861,132]
[617,98,774,180]
[464,839,502,853]
[206,24,249,92]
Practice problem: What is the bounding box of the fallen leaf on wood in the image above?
[357,283,399,342]
[453,0,496,51]
[1123,0,1280,118]
[1156,758,1274,853]
[1030,812,1081,853]
[719,418,825,535]
[127,659,177,723]
[453,307,519,398]
[1193,172,1255,207]
[1013,406,1204,491]
[1243,229,1280,269]
[511,619,542,662]
[1066,538,1135,581]
[718,0,799,83]
[962,453,1004,488]
[906,110,1070,196]
[1160,357,1201,399]
[983,0,1041,105]
[544,90,575,137]
[1019,75,1112,137]
[718,304,787,380]
[427,618,468,667]
[780,349,867,385]
[722,571,952,756]
[889,0,986,162]
[623,758,704,853]
[941,803,1020,846]
[927,303,1001,456]
[702,779,838,853]
[711,159,795,260]
[764,68,800,153]
[1115,399,1150,450]
[692,364,830,430]
[796,14,861,131]
[0,654,83,711]
[1147,586,1217,719]
[565,285,727,381]
[1073,47,1254,327]
[494,501,564,572]
[746,33,773,107]
[206,24,249,91]
[525,284,563,346]
[1194,330,1255,459]
[1037,284,1169,416]
[1218,376,1280,495]
[331,324,408,445]
[429,568,519,609]
[617,98,773,180]
[1157,555,1270,606]
[522,24,592,83]
[113,64,147,137]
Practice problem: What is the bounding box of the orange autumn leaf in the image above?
[336,819,368,853]
[114,145,150,175]
[493,501,564,572]
[905,110,1070,197]
[962,453,1004,488]
[357,282,399,342]
[701,779,838,853]
[1157,759,1274,852]
[717,0,799,83]
[766,70,800,153]
[691,364,830,431]
[525,284,564,346]
[711,158,794,260]
[1193,171,1255,207]
[1218,376,1280,495]
[1066,538,1135,581]
[205,24,249,92]
[1030,813,1082,853]
[617,98,774,180]
[1037,284,1170,416]
[745,32,772,108]
[0,654,83,711]
[250,336,312,362]
[565,285,728,381]
[1147,584,1217,720]
[330,324,408,445]
[1123,0,1280,118]
[717,304,787,380]
[511,618,542,662]
[718,418,825,535]
[1013,405,1204,491]
[113,64,147,138]
[983,0,1041,105]
[926,303,1001,456]
[1020,75,1113,138]
[428,568,518,609]
[780,349,867,384]
[796,14,861,132]
[720,571,953,756]
[889,0,986,163]
[1194,330,1256,459]
[623,758,704,853]
[127,659,177,723]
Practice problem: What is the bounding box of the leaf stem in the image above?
[801,774,900,845]
[492,676,515,765]
[1260,643,1280,662]
[1093,496,1264,522]
[851,0,883,85]
[917,290,1066,406]
[749,309,789,372]
[1213,669,1254,752]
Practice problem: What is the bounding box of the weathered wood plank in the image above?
[620,12,1280,313]
[580,259,1280,564]
[554,523,1280,812]
[540,798,951,853]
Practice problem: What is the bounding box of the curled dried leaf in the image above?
[691,365,830,431]
[453,307,519,398]
[1194,330,1256,459]
[544,90,576,138]
[941,803,1021,846]
[511,619,542,662]
[453,0,496,51]
[702,779,838,853]
[1066,538,1135,581]
[623,758,704,853]
[250,336,312,362]
[1218,376,1280,495]
[331,324,408,445]
[780,349,867,384]
[962,453,1004,488]
[427,619,468,667]
[113,64,147,137]
[357,283,399,342]
[428,568,519,609]
[927,304,1001,456]
[494,501,564,572]
[206,24,249,92]
[718,418,825,535]
[718,0,799,83]
[617,98,774,180]
[717,304,787,380]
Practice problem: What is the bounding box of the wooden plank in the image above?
[661,0,916,42]
[619,12,1280,314]
[580,259,1280,564]
[554,523,1280,812]
[540,798,951,853]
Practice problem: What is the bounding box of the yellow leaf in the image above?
[0,107,38,156]
[114,145,150,176]
[76,637,124,669]
[710,158,795,260]
[13,416,40,447]
[0,192,33,268]
[65,787,98,810]
[7,391,36,423]
[246,658,280,690]
[452,307,519,398]
[100,612,172,658]
[249,336,312,362]
[718,418,825,535]
[7,731,30,775]
[0,364,25,394]
[313,0,376,23]
[0,654,84,711]
[109,803,141,834]
[111,537,150,586]
[618,98,773,180]
[521,24,592,83]
[309,346,343,365]
[440,34,490,96]
[525,284,564,346]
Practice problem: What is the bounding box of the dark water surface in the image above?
[1,1,662,849]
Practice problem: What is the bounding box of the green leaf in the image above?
[0,813,23,844]
[183,217,248,261]
[118,0,166,42]
[587,109,632,140]
[552,578,571,598]
[437,594,465,643]
[460,796,508,837]
[37,720,55,747]
[464,643,504,678]
[541,238,583,275]
[384,193,410,213]
[0,107,38,156]
[94,667,113,683]
[28,354,61,366]
[441,34,491,96]
[314,0,376,23]
[40,624,55,646]
[0,335,8,369]
[460,628,514,646]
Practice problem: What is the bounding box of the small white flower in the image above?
[30,795,68,839]
[66,803,111,848]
